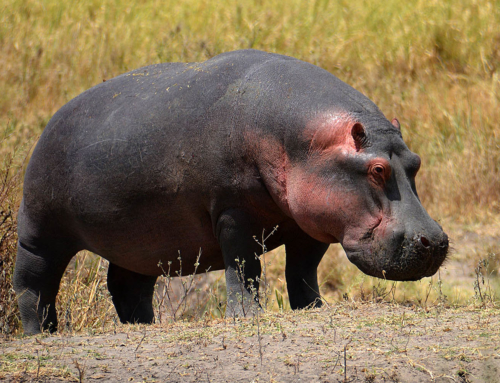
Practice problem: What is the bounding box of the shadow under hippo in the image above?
[13,49,449,335]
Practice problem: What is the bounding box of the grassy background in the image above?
[1,0,499,334]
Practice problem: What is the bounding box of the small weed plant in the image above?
[155,249,203,322]
[473,255,497,307]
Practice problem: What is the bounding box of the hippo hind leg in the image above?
[107,263,157,324]
[13,240,77,335]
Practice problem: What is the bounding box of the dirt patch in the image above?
[1,303,498,382]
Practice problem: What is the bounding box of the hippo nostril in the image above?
[419,236,430,248]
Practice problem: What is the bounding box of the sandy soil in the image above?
[1,303,499,382]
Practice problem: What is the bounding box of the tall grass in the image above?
[0,129,30,335]
[0,0,499,334]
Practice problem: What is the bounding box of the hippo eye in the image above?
[369,161,391,185]
[371,164,385,176]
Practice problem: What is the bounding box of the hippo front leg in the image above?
[284,231,329,309]
[107,263,157,324]
[216,209,262,317]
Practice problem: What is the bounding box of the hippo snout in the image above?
[391,228,448,281]
[398,229,449,279]
[420,231,449,277]
[345,224,449,282]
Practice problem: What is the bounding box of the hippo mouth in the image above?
[344,232,449,281]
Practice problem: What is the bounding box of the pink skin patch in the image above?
[287,161,383,245]
[307,113,361,155]
[245,112,394,248]
[286,112,382,243]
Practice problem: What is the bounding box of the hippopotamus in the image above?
[14,49,448,334]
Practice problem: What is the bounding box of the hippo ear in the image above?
[351,123,368,151]
[391,118,401,130]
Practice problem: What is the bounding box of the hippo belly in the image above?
[74,197,225,276]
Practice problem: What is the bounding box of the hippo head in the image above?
[284,112,449,281]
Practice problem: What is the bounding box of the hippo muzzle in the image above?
[344,216,449,281]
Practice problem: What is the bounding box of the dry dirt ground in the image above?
[1,303,499,383]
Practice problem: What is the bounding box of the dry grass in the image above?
[0,128,31,336]
[0,0,499,336]
[55,253,117,335]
